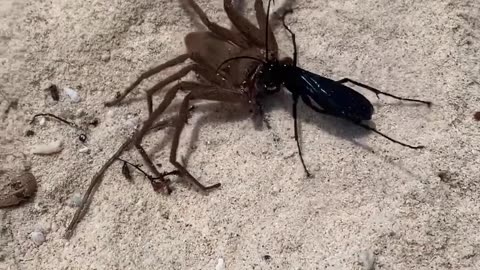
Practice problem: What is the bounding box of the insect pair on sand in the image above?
[65,0,431,238]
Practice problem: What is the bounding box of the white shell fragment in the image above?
[215,258,225,270]
[69,192,83,207]
[38,117,46,126]
[78,147,90,154]
[31,140,63,155]
[30,230,46,246]
[126,117,140,131]
[64,87,81,103]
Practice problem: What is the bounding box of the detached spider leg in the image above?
[336,78,432,106]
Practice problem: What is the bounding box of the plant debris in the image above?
[46,84,59,101]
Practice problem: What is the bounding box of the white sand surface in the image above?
[1,0,479,269]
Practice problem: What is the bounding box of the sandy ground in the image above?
[1,0,479,269]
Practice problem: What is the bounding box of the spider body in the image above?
[101,0,292,192]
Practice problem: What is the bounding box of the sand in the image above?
[1,0,479,269]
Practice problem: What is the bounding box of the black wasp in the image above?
[219,0,431,176]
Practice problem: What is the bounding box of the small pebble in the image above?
[106,110,114,120]
[38,117,46,126]
[78,147,90,154]
[70,192,83,207]
[34,202,48,213]
[100,52,111,62]
[30,230,46,246]
[126,117,140,130]
[34,222,51,234]
[78,134,87,142]
[23,160,32,171]
[31,140,63,155]
[64,87,81,103]
[89,119,99,127]
[215,258,225,270]
[76,108,86,118]
[46,84,59,101]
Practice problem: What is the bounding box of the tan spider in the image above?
[65,0,291,238]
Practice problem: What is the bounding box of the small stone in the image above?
[30,230,45,246]
[78,147,90,154]
[34,222,51,234]
[31,140,63,155]
[100,53,111,62]
[22,160,32,171]
[75,108,86,117]
[126,117,139,130]
[46,84,59,101]
[106,110,114,120]
[64,87,81,103]
[70,192,83,207]
[33,202,48,213]
[89,119,99,127]
[215,258,225,270]
[38,117,46,126]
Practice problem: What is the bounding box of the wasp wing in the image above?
[287,67,374,121]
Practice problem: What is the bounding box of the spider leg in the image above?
[280,9,297,66]
[169,83,244,191]
[254,0,278,55]
[144,63,230,115]
[135,144,172,193]
[186,0,249,48]
[223,0,265,48]
[148,108,194,133]
[66,81,198,239]
[105,54,190,107]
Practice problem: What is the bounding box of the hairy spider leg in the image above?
[168,82,245,191]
